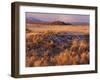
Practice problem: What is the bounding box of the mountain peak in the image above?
[50,21,71,25]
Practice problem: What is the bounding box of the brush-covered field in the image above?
[26,24,89,67]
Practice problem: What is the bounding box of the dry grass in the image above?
[26,32,89,67]
[26,24,89,67]
[26,23,89,34]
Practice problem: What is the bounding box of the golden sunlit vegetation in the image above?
[26,24,89,34]
[26,25,89,67]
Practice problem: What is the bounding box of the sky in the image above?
[26,12,89,24]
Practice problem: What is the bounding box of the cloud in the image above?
[26,12,89,23]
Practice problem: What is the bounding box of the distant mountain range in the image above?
[26,17,89,25]
[26,16,43,23]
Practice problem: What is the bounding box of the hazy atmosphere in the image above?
[26,12,89,25]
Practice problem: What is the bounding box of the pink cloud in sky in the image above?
[26,12,89,23]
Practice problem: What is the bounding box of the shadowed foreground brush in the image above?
[26,31,89,67]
